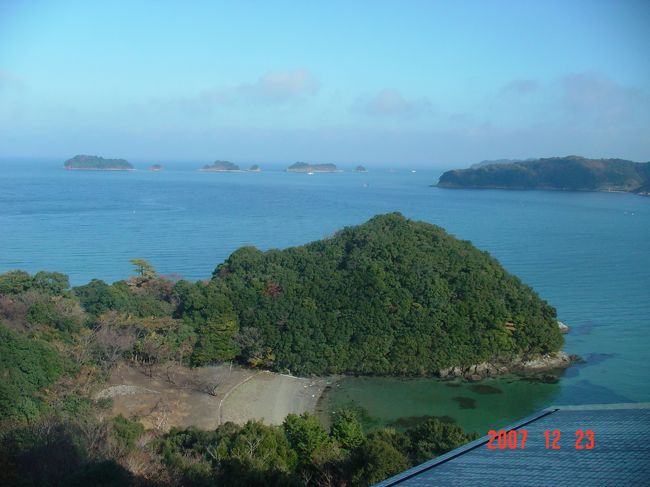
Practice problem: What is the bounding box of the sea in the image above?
[1,160,649,435]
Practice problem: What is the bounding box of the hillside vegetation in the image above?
[0,268,477,487]
[438,155,650,194]
[0,215,564,485]
[214,213,563,375]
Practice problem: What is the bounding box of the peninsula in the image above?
[64,154,134,171]
[437,155,650,195]
[286,161,338,173]
[215,213,565,376]
[199,160,240,172]
[1,215,569,485]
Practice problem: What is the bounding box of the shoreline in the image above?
[220,370,332,425]
[98,351,575,432]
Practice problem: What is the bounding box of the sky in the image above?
[1,0,649,166]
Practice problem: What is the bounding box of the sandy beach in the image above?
[220,371,330,425]
[97,363,331,431]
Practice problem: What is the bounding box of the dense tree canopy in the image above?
[0,324,66,420]
[213,213,563,375]
[155,411,477,487]
[1,216,563,377]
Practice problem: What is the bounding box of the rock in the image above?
[516,351,571,371]
[557,321,570,334]
[436,351,573,380]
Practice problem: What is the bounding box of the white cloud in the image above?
[500,79,539,95]
[237,69,320,103]
[352,89,434,118]
[559,72,647,123]
[192,69,320,107]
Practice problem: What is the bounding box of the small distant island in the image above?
[248,164,261,172]
[286,162,338,173]
[64,154,134,171]
[355,165,367,172]
[437,155,650,195]
[148,164,163,171]
[199,160,240,172]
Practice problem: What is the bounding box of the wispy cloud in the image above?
[236,69,320,103]
[129,69,321,122]
[352,89,434,118]
[500,79,539,95]
[0,69,27,93]
[487,73,649,131]
[193,69,320,107]
[559,72,646,123]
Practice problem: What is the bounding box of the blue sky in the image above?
[1,0,649,166]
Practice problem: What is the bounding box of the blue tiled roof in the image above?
[376,403,650,487]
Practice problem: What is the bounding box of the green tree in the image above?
[112,415,145,450]
[348,438,409,486]
[191,316,240,365]
[0,324,65,420]
[74,279,115,315]
[283,413,331,464]
[330,408,364,450]
[406,417,479,464]
[33,271,70,295]
[129,258,157,281]
[0,270,34,294]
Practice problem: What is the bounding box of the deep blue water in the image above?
[1,161,649,420]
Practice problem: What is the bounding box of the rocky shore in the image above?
[437,351,574,381]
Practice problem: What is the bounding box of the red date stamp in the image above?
[487,429,595,450]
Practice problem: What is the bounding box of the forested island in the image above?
[64,154,134,171]
[248,164,261,172]
[200,160,241,172]
[437,155,650,195]
[0,214,568,485]
[355,165,367,172]
[287,162,338,173]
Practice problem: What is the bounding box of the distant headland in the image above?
[437,156,650,196]
[64,155,134,171]
[355,165,367,172]
[286,162,337,173]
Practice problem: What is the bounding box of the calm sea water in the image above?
[1,161,649,434]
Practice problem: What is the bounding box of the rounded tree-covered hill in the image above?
[214,213,563,375]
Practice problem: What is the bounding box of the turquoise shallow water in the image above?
[1,161,649,433]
